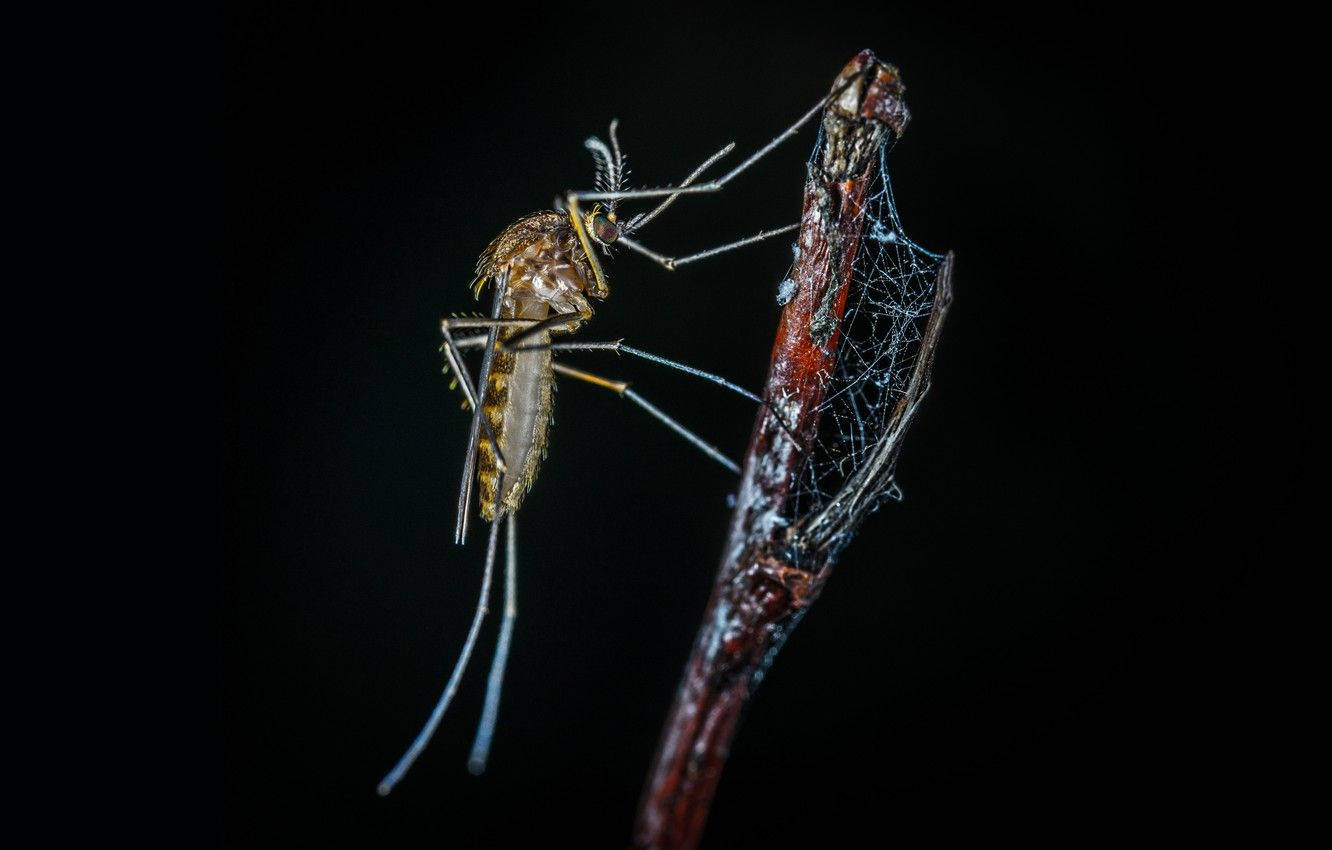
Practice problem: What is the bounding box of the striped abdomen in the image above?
[477,303,553,521]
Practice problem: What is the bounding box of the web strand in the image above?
[788,143,945,539]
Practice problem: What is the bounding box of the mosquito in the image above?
[378,80,858,795]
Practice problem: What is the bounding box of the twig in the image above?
[632,50,954,850]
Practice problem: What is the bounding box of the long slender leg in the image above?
[455,328,783,423]
[619,142,735,235]
[499,310,584,349]
[440,325,504,459]
[440,336,500,415]
[617,345,764,404]
[506,341,624,353]
[378,514,503,796]
[478,335,801,448]
[617,222,799,271]
[552,362,739,474]
[443,326,535,413]
[446,333,489,351]
[442,315,580,348]
[442,317,541,331]
[467,511,517,775]
[511,340,762,405]
[441,322,509,510]
[566,75,857,208]
[559,77,857,295]
[545,343,801,445]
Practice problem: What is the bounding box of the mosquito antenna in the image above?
[585,120,630,219]
[379,514,504,795]
[584,136,616,195]
[607,120,628,212]
[467,511,517,774]
[607,119,624,173]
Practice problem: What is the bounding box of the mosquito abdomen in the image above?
[478,309,554,521]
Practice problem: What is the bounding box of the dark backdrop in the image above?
[220,5,1225,847]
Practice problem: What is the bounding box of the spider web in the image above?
[787,140,946,538]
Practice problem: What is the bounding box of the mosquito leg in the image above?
[443,319,574,409]
[441,316,539,332]
[566,73,858,209]
[551,362,739,474]
[619,141,735,234]
[617,222,800,271]
[513,340,761,404]
[500,311,584,349]
[563,79,855,297]
[378,514,503,796]
[507,341,625,354]
[441,315,581,349]
[559,74,858,296]
[440,334,491,412]
[617,345,764,404]
[446,334,490,350]
[455,273,509,545]
[523,342,800,443]
[552,363,629,393]
[468,511,517,775]
[441,322,507,474]
[438,324,487,414]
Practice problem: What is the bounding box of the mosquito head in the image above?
[553,121,629,302]
[585,204,619,246]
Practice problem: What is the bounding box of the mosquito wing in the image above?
[455,270,508,544]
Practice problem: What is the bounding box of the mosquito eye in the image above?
[591,213,619,244]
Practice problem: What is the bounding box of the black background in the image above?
[220,5,1227,847]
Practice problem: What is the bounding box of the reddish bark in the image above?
[632,50,949,850]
